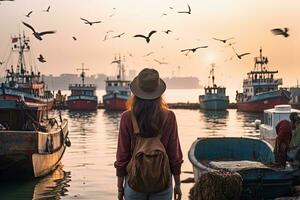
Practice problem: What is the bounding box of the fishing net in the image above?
[189,170,243,200]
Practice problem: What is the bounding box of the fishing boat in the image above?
[102,56,131,111]
[260,105,300,147]
[0,99,70,179]
[189,137,296,199]
[0,33,54,110]
[199,64,229,110]
[236,48,290,112]
[66,64,98,110]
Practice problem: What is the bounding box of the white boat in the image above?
[260,104,300,146]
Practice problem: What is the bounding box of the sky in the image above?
[0,0,299,94]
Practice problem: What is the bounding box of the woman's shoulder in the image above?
[120,110,132,123]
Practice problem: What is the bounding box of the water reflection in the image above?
[0,165,71,200]
[0,109,266,200]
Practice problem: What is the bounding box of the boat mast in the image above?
[208,63,215,87]
[77,63,89,85]
[254,47,268,72]
[12,32,30,83]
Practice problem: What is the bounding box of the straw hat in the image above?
[130,68,166,100]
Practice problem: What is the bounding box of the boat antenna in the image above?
[254,47,268,71]
[76,63,89,85]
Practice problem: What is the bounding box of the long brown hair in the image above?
[126,96,168,137]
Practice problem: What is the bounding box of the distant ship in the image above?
[236,48,291,112]
[0,33,54,109]
[199,64,229,110]
[66,64,98,110]
[102,56,131,111]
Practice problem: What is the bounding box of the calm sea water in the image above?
[0,90,262,200]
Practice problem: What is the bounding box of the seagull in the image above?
[169,7,174,9]
[134,30,157,43]
[37,54,46,63]
[0,61,4,65]
[25,11,33,18]
[111,59,121,64]
[109,13,115,17]
[128,52,133,57]
[80,18,101,26]
[22,22,56,40]
[163,30,172,34]
[178,4,191,14]
[112,32,125,38]
[154,59,168,65]
[161,13,167,17]
[72,36,77,41]
[143,52,154,57]
[213,37,234,43]
[232,47,250,59]
[43,5,50,12]
[271,28,289,37]
[181,46,208,54]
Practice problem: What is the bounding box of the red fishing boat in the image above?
[0,33,54,109]
[236,48,290,112]
[102,56,131,111]
[66,64,98,110]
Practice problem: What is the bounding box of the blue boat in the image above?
[188,137,296,199]
[199,64,229,111]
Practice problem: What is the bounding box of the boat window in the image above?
[108,83,112,86]
[114,82,118,86]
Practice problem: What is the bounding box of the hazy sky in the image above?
[0,0,299,94]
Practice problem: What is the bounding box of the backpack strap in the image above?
[131,111,140,135]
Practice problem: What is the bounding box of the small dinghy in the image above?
[188,137,296,199]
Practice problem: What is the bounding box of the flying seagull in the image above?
[112,32,125,38]
[178,4,191,14]
[80,18,101,26]
[163,30,172,34]
[161,13,167,17]
[232,47,250,59]
[154,59,168,65]
[181,46,208,53]
[72,36,77,41]
[25,11,33,18]
[134,30,157,43]
[43,6,50,12]
[0,61,4,65]
[37,54,46,63]
[271,28,289,37]
[103,30,114,41]
[213,37,234,43]
[22,22,56,40]
[143,52,154,57]
[169,7,174,9]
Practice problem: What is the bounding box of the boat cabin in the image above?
[105,79,131,96]
[68,84,97,97]
[204,85,226,95]
[0,100,47,131]
[260,105,300,146]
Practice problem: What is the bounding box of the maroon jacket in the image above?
[114,110,183,177]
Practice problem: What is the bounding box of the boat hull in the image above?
[103,93,128,111]
[237,90,290,112]
[188,137,295,199]
[199,98,229,111]
[0,120,69,179]
[0,87,54,110]
[66,96,98,110]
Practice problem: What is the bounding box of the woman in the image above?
[114,68,183,200]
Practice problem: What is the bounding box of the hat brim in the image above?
[130,77,166,100]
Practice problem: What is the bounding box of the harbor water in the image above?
[0,90,262,200]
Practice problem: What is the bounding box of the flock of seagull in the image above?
[0,0,291,66]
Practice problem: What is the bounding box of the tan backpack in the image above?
[126,112,171,193]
